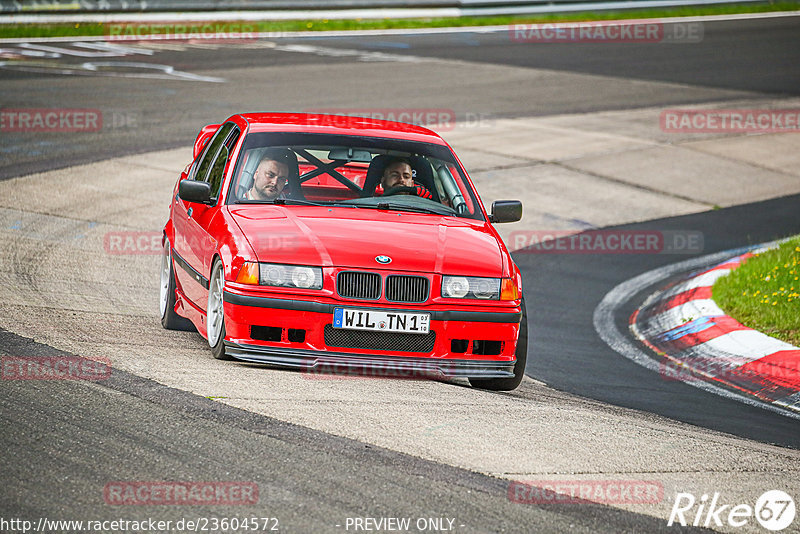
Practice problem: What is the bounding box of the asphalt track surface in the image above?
[1,14,799,532]
[1,16,798,179]
[288,16,800,95]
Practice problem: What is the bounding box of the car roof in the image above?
[234,113,449,145]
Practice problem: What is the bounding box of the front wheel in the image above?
[207,258,231,360]
[469,298,528,391]
[160,238,195,331]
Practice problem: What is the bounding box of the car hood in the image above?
[228,205,506,276]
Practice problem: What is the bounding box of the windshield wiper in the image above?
[374,202,452,216]
[235,198,326,207]
[275,198,326,207]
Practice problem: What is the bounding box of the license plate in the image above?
[333,308,430,334]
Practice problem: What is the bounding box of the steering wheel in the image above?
[382,185,418,197]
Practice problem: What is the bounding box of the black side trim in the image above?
[224,292,330,313]
[223,291,521,323]
[172,250,209,290]
[433,310,522,323]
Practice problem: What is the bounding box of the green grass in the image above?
[2,1,799,39]
[714,236,800,346]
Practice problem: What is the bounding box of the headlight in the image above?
[442,276,470,298]
[441,276,501,299]
[236,262,322,289]
[291,266,319,289]
[261,263,322,289]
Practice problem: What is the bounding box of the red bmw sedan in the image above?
[161,113,527,390]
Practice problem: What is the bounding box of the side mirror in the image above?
[193,124,220,160]
[179,180,212,204]
[490,200,522,223]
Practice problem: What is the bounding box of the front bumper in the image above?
[221,288,521,377]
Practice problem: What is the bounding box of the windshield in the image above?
[226,132,483,220]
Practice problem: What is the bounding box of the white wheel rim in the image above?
[159,240,170,318]
[207,263,225,347]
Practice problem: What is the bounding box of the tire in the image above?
[207,258,231,360]
[160,238,195,331]
[469,298,528,391]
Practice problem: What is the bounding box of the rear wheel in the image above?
[160,238,195,331]
[207,258,231,360]
[469,298,528,391]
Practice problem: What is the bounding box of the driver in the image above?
[244,148,293,201]
[379,157,433,200]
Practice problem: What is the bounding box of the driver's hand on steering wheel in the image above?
[382,183,434,200]
[412,184,433,200]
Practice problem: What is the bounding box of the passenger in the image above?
[379,157,433,200]
[244,148,294,201]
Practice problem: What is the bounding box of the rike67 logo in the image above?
[668,490,795,531]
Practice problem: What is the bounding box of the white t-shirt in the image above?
[244,189,286,201]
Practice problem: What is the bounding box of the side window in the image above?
[194,122,234,183]
[207,145,229,197]
[207,130,240,198]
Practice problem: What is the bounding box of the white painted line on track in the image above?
[72,41,156,55]
[271,43,425,62]
[0,59,226,82]
[677,268,732,291]
[656,269,729,300]
[699,329,798,359]
[593,243,800,420]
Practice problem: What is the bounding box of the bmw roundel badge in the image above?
[375,255,392,264]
